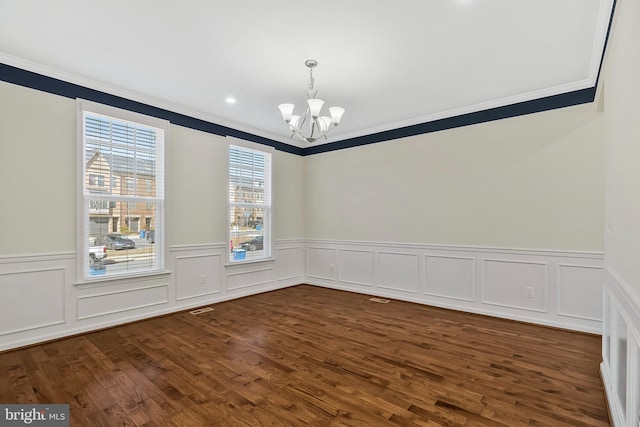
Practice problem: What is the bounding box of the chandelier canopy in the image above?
[278,59,345,144]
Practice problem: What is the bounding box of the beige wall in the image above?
[0,81,305,256]
[0,82,77,254]
[0,73,605,257]
[305,103,604,251]
[603,0,640,299]
[274,150,305,239]
[165,125,228,245]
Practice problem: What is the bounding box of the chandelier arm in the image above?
[297,111,308,132]
[321,123,339,140]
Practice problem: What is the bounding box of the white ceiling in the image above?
[0,0,614,148]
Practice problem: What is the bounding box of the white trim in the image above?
[226,136,276,154]
[76,99,168,282]
[0,252,76,264]
[77,99,169,130]
[601,361,625,427]
[226,139,274,265]
[304,238,604,259]
[170,243,226,252]
[75,270,171,288]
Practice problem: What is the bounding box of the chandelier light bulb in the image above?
[329,107,345,125]
[278,103,295,123]
[307,99,324,119]
[318,116,331,133]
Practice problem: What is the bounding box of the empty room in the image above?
[0,0,638,426]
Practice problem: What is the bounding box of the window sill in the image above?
[75,270,172,287]
[225,257,275,269]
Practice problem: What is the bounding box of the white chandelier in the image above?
[278,59,345,144]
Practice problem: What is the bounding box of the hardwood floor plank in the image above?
[0,285,609,426]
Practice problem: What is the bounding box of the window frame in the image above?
[76,99,168,282]
[226,137,274,265]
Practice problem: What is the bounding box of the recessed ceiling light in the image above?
[226,97,236,104]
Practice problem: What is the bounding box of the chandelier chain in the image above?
[308,67,314,92]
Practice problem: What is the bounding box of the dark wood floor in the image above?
[0,285,609,426]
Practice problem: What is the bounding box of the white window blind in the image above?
[229,143,272,263]
[79,102,166,279]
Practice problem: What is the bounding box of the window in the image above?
[228,140,273,263]
[78,100,166,279]
[88,174,105,187]
[126,178,135,193]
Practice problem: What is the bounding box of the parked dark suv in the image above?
[94,234,135,250]
[240,236,263,251]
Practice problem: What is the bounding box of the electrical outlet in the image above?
[525,286,534,298]
[200,274,206,284]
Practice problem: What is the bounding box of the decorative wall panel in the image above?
[307,247,336,281]
[339,249,374,287]
[175,254,222,300]
[482,259,547,312]
[425,255,475,301]
[378,252,420,293]
[557,264,603,320]
[0,268,66,335]
[77,284,169,320]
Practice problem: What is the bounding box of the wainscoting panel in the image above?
[175,253,222,301]
[0,240,302,351]
[0,240,605,352]
[601,268,640,427]
[0,267,66,336]
[276,244,304,284]
[378,251,420,293]
[307,247,337,281]
[0,253,76,351]
[339,249,374,287]
[482,259,548,313]
[77,283,169,320]
[227,267,275,291]
[425,255,475,302]
[557,264,603,321]
[305,239,603,333]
